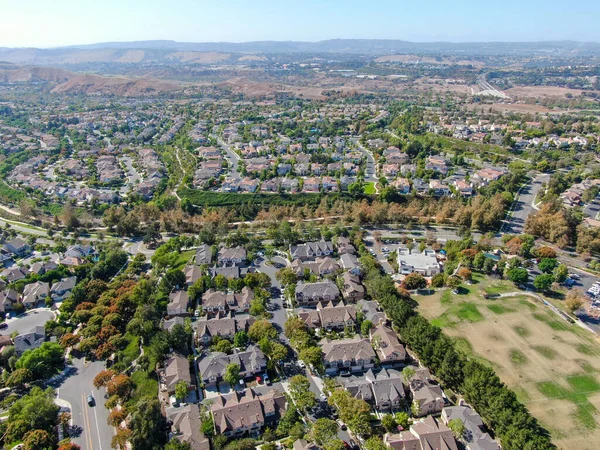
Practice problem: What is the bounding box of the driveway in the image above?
[3,308,55,335]
[57,358,114,450]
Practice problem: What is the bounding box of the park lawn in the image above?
[363,182,376,195]
[414,279,600,449]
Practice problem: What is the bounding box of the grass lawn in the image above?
[130,370,159,404]
[413,274,600,447]
[363,182,376,195]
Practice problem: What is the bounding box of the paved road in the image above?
[2,308,55,335]
[58,358,114,450]
[256,257,288,343]
[503,173,549,234]
[217,138,241,179]
[356,143,377,182]
[119,156,141,195]
[584,197,600,220]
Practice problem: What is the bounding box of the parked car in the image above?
[0,323,7,330]
[297,360,306,369]
[87,395,95,407]
[337,419,347,430]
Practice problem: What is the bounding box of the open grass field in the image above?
[414,273,600,450]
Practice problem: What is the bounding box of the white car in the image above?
[298,360,306,369]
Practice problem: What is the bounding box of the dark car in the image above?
[0,323,7,330]
[87,395,95,407]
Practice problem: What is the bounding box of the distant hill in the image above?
[0,62,183,96]
[1,39,600,66]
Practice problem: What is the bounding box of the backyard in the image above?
[414,274,600,450]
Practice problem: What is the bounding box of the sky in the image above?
[0,0,598,48]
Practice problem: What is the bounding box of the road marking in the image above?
[91,391,104,450]
[81,394,94,450]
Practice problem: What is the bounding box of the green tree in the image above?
[23,429,55,450]
[553,264,569,284]
[360,320,373,337]
[323,440,345,450]
[165,439,192,450]
[276,267,298,286]
[233,331,249,348]
[289,375,317,413]
[431,273,445,288]
[448,418,466,439]
[533,274,554,292]
[7,387,60,442]
[507,267,528,285]
[310,418,339,445]
[248,319,278,342]
[175,380,189,401]
[128,398,167,450]
[445,276,461,289]
[403,273,427,290]
[394,412,409,429]
[15,342,64,380]
[364,437,388,450]
[223,363,241,386]
[381,413,397,432]
[402,366,415,381]
[299,346,323,371]
[538,258,558,274]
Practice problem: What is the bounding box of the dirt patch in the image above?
[505,85,588,98]
[238,55,267,61]
[51,74,183,96]
[117,50,146,63]
[375,54,485,67]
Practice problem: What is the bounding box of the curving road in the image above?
[502,173,549,235]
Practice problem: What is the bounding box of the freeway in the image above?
[502,173,549,235]
[58,358,114,450]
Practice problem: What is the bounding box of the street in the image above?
[502,173,549,234]
[2,308,55,335]
[57,358,114,450]
[217,138,241,180]
[356,143,377,182]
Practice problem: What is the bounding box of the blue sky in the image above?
[0,0,598,48]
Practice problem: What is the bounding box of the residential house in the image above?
[14,326,46,354]
[384,416,458,450]
[201,287,253,314]
[441,405,500,450]
[0,288,19,315]
[295,280,340,307]
[290,257,340,277]
[302,177,320,193]
[198,345,267,387]
[409,368,445,417]
[340,253,361,276]
[1,266,27,282]
[290,240,334,261]
[340,272,365,302]
[343,368,406,412]
[3,238,31,258]
[30,260,58,276]
[163,316,186,332]
[166,404,210,450]
[358,300,387,326]
[160,353,193,397]
[336,236,356,255]
[390,178,411,194]
[320,336,377,375]
[167,291,190,317]
[218,246,247,266]
[210,266,243,280]
[64,244,95,259]
[50,276,77,301]
[195,244,213,266]
[429,180,450,196]
[450,178,472,196]
[293,439,318,450]
[211,388,287,437]
[184,265,203,286]
[397,248,441,277]
[195,313,255,345]
[21,281,49,308]
[371,324,406,366]
[297,301,357,331]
